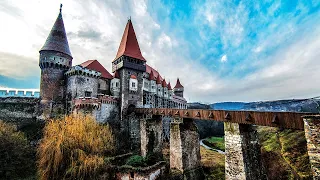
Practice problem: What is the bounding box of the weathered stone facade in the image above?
[303,115,320,179]
[140,115,163,157]
[224,122,267,180]
[0,97,40,126]
[170,118,204,179]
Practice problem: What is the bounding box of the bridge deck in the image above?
[135,108,317,130]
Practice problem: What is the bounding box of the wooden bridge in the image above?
[136,108,315,130]
[135,107,320,179]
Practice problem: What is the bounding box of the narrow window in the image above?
[132,82,136,88]
[85,91,92,97]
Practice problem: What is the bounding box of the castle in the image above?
[39,5,187,122]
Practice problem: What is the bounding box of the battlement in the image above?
[65,65,101,78]
[98,95,119,105]
[0,88,40,98]
[73,97,100,109]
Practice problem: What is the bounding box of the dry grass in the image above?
[38,114,114,180]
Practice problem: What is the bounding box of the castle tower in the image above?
[112,19,146,152]
[39,4,72,117]
[174,78,184,97]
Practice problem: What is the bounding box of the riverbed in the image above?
[200,139,225,154]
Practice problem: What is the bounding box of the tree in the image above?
[0,121,36,179]
[38,114,115,180]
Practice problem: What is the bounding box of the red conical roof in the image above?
[156,75,161,84]
[113,71,120,79]
[80,60,113,79]
[40,4,72,57]
[114,19,146,62]
[174,78,184,88]
[167,82,172,90]
[162,79,167,87]
[149,70,155,80]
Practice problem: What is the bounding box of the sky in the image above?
[0,0,320,103]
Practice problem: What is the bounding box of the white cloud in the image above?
[221,55,227,62]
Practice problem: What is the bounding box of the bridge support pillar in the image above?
[224,122,267,180]
[140,115,163,157]
[303,115,320,179]
[170,118,204,179]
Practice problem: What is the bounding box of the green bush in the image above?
[126,155,146,167]
[0,120,36,179]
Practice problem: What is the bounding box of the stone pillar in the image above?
[170,118,204,179]
[224,122,266,180]
[303,115,320,179]
[140,115,163,157]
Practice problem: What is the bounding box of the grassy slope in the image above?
[200,146,225,180]
[203,136,225,151]
[258,127,312,180]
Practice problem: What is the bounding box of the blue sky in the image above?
[0,0,320,102]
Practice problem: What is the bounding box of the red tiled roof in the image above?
[130,74,137,79]
[113,71,120,79]
[174,78,184,88]
[156,75,162,84]
[146,64,163,81]
[162,79,167,88]
[167,82,172,90]
[114,19,146,62]
[80,60,113,79]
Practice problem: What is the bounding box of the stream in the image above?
[200,139,225,154]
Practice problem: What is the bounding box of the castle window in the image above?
[98,84,100,89]
[128,71,131,75]
[132,82,136,88]
[116,82,118,87]
[85,91,92,97]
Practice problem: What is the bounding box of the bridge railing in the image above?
[135,108,317,130]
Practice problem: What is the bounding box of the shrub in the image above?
[38,114,115,180]
[125,155,146,167]
[0,120,36,179]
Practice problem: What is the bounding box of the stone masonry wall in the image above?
[67,75,99,98]
[0,97,40,127]
[303,116,320,179]
[224,122,267,180]
[140,115,163,157]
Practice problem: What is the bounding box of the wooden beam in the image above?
[135,108,317,130]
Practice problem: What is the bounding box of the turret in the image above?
[111,71,120,97]
[149,71,157,94]
[162,79,168,98]
[39,4,72,117]
[167,82,173,99]
[174,78,184,97]
[156,75,163,97]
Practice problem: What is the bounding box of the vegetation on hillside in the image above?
[200,146,225,180]
[258,127,312,180]
[203,136,225,151]
[37,114,115,180]
[0,120,36,179]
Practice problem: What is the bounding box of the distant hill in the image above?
[189,98,320,113]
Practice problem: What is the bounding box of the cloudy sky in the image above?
[0,0,320,103]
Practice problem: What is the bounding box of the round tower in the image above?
[39,4,73,117]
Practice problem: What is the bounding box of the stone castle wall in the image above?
[0,97,40,127]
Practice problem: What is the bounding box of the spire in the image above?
[40,4,72,57]
[162,79,167,88]
[167,82,172,90]
[149,70,155,81]
[156,75,161,84]
[114,19,146,62]
[174,78,184,89]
